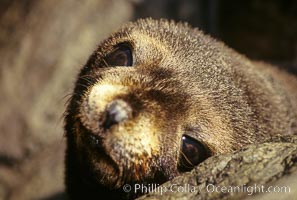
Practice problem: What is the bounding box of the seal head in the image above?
[64,18,297,199]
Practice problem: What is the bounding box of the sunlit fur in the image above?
[64,18,297,199]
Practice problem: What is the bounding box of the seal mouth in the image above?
[77,115,162,187]
[78,120,111,158]
[77,121,122,186]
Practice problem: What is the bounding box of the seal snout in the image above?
[103,99,132,129]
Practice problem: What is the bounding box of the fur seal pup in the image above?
[64,18,297,199]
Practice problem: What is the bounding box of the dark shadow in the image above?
[40,192,67,200]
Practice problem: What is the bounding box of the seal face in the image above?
[64,18,297,199]
[72,41,190,189]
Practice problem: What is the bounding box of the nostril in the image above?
[102,99,132,129]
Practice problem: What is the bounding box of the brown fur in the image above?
[64,18,297,199]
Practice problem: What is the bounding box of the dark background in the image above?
[0,0,296,199]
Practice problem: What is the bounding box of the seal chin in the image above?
[77,121,149,188]
[78,117,161,188]
[93,152,120,187]
[91,143,153,189]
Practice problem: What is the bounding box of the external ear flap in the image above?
[178,134,210,172]
[105,44,133,67]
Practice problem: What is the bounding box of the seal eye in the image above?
[178,134,210,172]
[105,44,133,67]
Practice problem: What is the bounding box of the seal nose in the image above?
[103,99,132,129]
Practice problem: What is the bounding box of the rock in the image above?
[138,134,297,200]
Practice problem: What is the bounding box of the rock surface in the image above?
[138,134,297,200]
